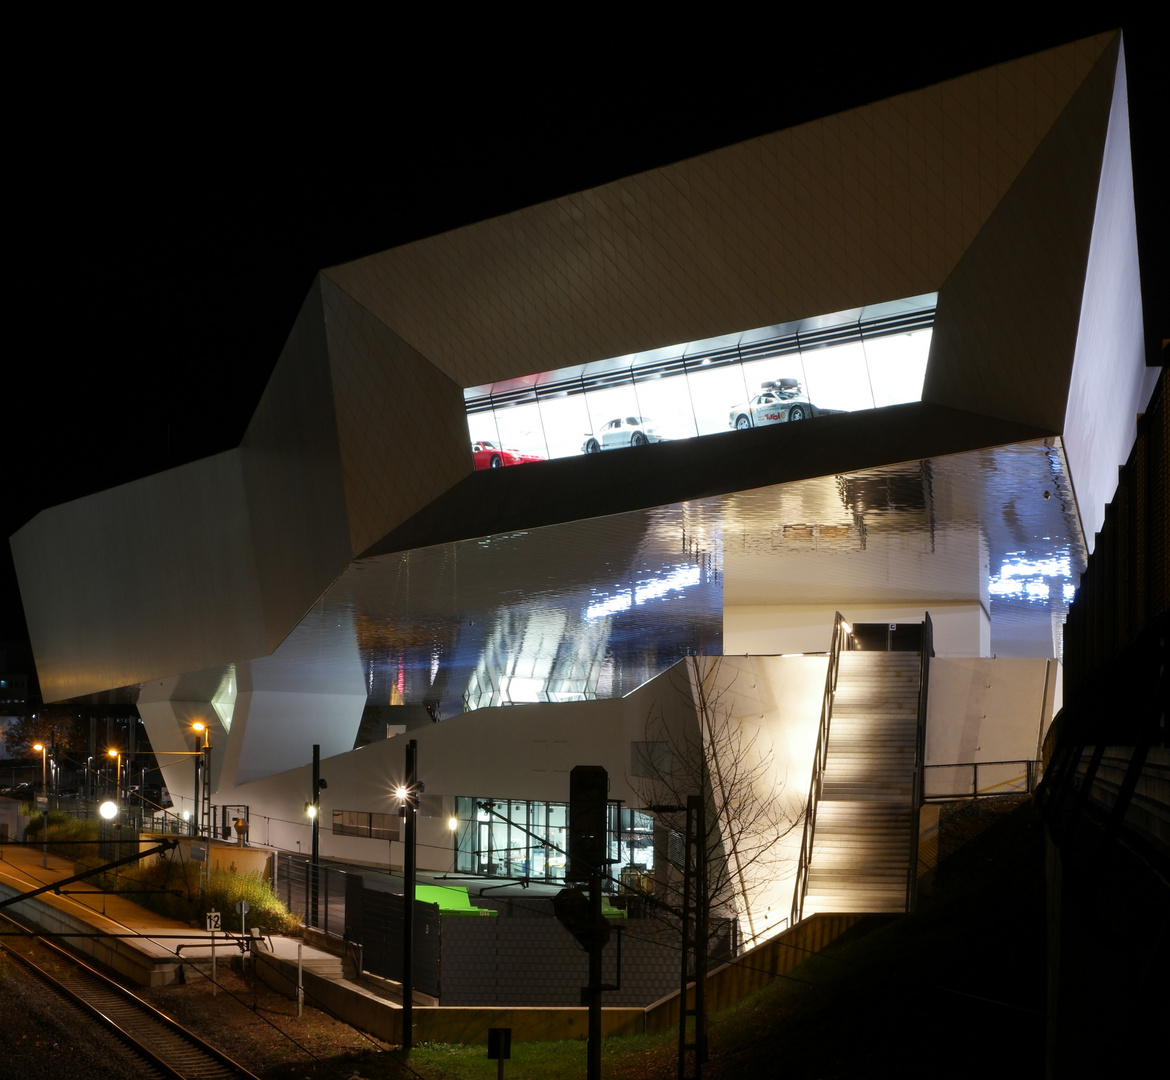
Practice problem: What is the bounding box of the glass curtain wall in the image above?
[453,796,653,886]
[464,295,935,467]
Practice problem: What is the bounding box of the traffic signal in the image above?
[568,765,608,881]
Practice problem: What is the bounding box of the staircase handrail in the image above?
[791,611,849,926]
[906,611,933,913]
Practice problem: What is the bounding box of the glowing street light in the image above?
[190,721,212,838]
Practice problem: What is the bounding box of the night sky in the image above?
[6,14,1165,653]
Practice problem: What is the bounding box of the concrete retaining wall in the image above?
[255,911,863,1045]
[0,881,181,986]
[439,915,680,1007]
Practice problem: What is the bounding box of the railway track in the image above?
[0,909,261,1079]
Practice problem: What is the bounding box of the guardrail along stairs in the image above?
[803,651,922,913]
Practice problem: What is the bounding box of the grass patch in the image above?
[410,1030,677,1080]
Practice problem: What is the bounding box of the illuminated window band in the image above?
[464,294,936,468]
[453,796,653,885]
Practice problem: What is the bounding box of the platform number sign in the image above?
[205,910,222,932]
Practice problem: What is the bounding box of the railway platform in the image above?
[0,839,338,988]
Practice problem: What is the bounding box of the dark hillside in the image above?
[705,797,1045,1079]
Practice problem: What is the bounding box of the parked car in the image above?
[582,416,665,453]
[471,440,544,470]
[729,378,818,429]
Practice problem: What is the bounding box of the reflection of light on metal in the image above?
[586,564,702,621]
[585,591,633,620]
[989,553,1073,602]
[635,565,701,604]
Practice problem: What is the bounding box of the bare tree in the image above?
[629,655,804,955]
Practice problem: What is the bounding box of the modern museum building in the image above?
[11,31,1157,949]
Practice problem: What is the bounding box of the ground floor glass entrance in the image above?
[453,796,654,886]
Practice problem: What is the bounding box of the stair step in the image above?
[800,646,926,917]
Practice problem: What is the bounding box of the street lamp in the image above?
[307,745,327,928]
[395,739,420,1051]
[33,743,46,792]
[107,748,122,805]
[33,743,47,867]
[191,721,212,838]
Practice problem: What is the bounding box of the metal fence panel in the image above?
[924,760,1035,800]
[359,888,440,997]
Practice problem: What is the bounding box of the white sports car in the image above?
[582,416,665,453]
[729,378,819,429]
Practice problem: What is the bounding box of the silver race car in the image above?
[729,378,819,429]
[582,416,665,453]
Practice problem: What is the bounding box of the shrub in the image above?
[203,867,301,934]
[68,842,301,934]
[27,812,99,862]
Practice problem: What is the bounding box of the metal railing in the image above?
[273,855,353,937]
[924,759,1038,800]
[25,796,198,838]
[790,611,849,926]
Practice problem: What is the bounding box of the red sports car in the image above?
[472,440,544,470]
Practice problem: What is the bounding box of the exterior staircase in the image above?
[803,651,922,913]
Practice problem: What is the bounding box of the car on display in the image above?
[729,378,819,429]
[582,416,665,453]
[471,440,544,470]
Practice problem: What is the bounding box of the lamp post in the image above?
[395,739,419,1051]
[99,798,120,885]
[307,744,327,928]
[192,722,211,839]
[33,742,46,792]
[191,735,202,834]
[33,743,47,868]
[188,721,215,900]
[107,749,122,806]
